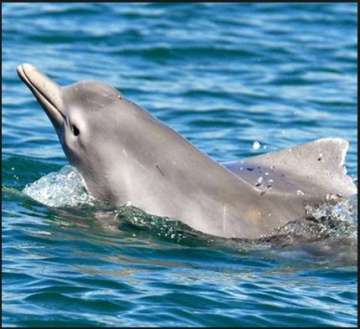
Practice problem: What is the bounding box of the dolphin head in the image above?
[17,63,130,200]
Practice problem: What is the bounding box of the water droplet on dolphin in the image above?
[255,176,263,187]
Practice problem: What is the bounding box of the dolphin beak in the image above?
[17,63,65,129]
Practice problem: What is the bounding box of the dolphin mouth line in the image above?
[17,64,66,124]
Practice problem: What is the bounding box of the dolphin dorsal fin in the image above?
[225,138,356,199]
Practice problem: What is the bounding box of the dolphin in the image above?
[17,63,357,239]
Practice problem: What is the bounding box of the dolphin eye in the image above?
[71,124,80,136]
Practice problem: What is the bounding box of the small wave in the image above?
[112,46,256,62]
[22,166,95,207]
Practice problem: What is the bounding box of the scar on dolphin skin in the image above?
[156,164,165,177]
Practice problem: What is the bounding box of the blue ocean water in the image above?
[2,3,358,327]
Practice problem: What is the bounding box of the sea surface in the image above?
[2,3,358,327]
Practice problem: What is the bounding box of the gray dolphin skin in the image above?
[17,63,357,239]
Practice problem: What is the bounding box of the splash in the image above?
[268,196,357,246]
[23,165,95,207]
[305,195,357,225]
[115,205,205,245]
